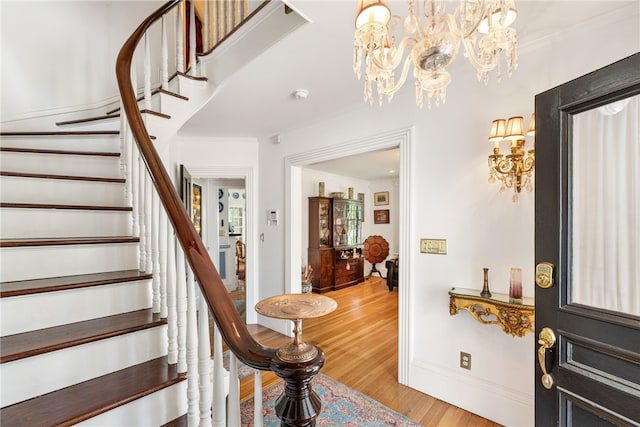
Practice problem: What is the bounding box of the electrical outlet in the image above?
[460,352,471,370]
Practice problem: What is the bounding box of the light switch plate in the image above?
[420,238,447,255]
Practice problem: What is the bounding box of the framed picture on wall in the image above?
[374,209,390,224]
[374,191,389,206]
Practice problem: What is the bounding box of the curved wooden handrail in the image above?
[115,0,276,370]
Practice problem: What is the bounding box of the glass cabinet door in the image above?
[318,199,331,247]
[333,200,362,246]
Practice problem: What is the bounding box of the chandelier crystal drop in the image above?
[353,0,519,108]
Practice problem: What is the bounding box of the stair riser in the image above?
[159,92,187,114]
[0,243,139,282]
[76,381,187,426]
[1,280,152,336]
[0,176,126,206]
[55,116,120,132]
[0,325,168,407]
[1,151,122,178]
[1,208,132,239]
[0,135,120,152]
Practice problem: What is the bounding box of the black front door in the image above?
[535,53,640,426]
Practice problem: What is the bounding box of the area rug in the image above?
[240,373,422,426]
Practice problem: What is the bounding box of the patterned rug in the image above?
[240,373,421,426]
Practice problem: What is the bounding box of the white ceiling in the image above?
[179,1,637,179]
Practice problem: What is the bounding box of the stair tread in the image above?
[1,269,151,297]
[0,130,119,136]
[162,414,188,427]
[56,114,121,126]
[0,236,139,248]
[1,309,165,363]
[0,171,125,183]
[0,356,184,425]
[0,202,132,211]
[0,146,120,157]
[105,88,189,115]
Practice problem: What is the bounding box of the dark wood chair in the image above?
[235,239,246,281]
[385,257,398,291]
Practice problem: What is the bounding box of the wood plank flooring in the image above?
[241,277,502,427]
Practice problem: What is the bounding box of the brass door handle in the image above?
[538,327,556,389]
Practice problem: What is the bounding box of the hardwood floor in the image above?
[241,277,502,427]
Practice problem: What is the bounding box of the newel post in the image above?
[255,294,336,427]
[270,351,325,427]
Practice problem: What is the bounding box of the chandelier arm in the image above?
[378,55,414,96]
[369,36,414,71]
[443,5,487,41]
[461,37,497,73]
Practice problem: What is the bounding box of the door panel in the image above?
[535,53,640,426]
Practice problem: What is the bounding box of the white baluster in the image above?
[144,31,152,112]
[176,1,184,74]
[151,191,161,313]
[203,0,210,53]
[118,101,127,181]
[176,239,188,373]
[137,166,147,272]
[186,267,200,426]
[254,370,263,427]
[198,295,213,427]
[227,353,241,427]
[144,170,153,274]
[160,210,168,318]
[161,15,169,90]
[212,323,226,427]
[167,227,178,364]
[224,0,235,36]
[120,112,131,207]
[214,1,220,45]
[188,0,196,76]
[129,135,139,238]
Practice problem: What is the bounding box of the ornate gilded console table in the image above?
[449,287,534,337]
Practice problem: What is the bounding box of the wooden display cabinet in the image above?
[308,197,364,293]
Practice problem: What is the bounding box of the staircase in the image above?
[1,0,322,425]
[0,128,189,425]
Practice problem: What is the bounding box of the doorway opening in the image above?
[284,127,414,385]
[186,166,258,324]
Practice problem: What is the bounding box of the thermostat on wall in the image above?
[267,210,279,226]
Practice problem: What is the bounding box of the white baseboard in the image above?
[409,359,534,427]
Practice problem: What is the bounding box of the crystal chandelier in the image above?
[487,114,535,202]
[353,0,518,108]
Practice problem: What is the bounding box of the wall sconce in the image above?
[487,114,535,202]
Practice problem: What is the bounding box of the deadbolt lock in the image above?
[536,262,554,288]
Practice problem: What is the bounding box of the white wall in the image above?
[256,7,640,426]
[0,0,165,126]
